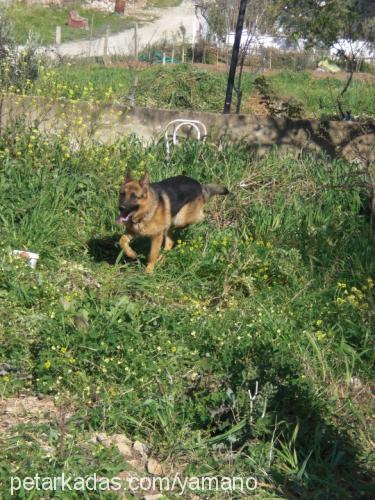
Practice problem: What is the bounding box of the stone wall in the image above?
[0,95,374,162]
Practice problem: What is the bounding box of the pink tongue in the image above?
[116,215,125,224]
[116,213,131,224]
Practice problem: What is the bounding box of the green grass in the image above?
[26,63,375,119]
[6,3,139,45]
[0,124,374,497]
[269,70,375,119]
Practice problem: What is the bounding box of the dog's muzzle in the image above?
[116,205,138,224]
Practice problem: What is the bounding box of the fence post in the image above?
[191,11,196,64]
[103,26,109,57]
[162,52,166,65]
[171,43,175,64]
[134,22,138,60]
[55,26,61,45]
[88,14,94,58]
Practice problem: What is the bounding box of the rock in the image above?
[85,0,114,13]
[127,458,146,472]
[133,440,149,461]
[133,441,148,457]
[94,432,109,444]
[350,376,363,389]
[112,433,132,446]
[112,435,132,458]
[68,10,89,30]
[94,433,132,458]
[146,457,163,476]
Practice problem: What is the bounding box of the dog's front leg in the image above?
[146,233,164,273]
[119,234,137,259]
[164,227,174,251]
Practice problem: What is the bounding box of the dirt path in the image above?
[56,0,195,58]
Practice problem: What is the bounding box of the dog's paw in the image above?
[125,250,138,260]
[164,241,174,251]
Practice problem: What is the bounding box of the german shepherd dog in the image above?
[116,171,229,273]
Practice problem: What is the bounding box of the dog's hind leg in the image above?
[164,228,174,251]
[119,234,137,260]
[146,233,164,273]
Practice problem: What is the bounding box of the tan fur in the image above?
[172,196,205,228]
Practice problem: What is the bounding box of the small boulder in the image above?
[133,440,149,461]
[146,457,164,476]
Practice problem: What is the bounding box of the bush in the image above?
[0,8,42,93]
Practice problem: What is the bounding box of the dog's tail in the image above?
[202,183,230,202]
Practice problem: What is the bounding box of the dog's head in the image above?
[116,171,150,225]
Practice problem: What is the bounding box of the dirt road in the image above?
[56,1,196,58]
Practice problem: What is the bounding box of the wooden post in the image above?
[55,26,61,45]
[88,14,94,58]
[192,9,196,64]
[171,43,175,64]
[103,26,109,57]
[134,22,138,60]
[162,52,166,65]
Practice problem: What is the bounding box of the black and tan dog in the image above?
[116,171,229,272]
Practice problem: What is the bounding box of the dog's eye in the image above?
[130,193,137,200]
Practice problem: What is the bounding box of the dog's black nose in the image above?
[119,205,126,210]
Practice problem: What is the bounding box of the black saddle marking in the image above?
[151,175,203,217]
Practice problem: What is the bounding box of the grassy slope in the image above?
[0,126,374,497]
[270,70,375,119]
[31,64,375,118]
[6,4,139,45]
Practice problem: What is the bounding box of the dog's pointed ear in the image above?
[140,171,150,188]
[124,169,133,183]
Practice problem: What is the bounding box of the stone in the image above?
[146,457,163,476]
[126,458,146,471]
[112,435,133,458]
[94,433,132,457]
[133,440,149,460]
[68,11,89,30]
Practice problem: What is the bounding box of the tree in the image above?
[281,0,375,118]
[195,0,280,41]
[195,0,282,113]
[195,0,242,41]
[223,0,248,114]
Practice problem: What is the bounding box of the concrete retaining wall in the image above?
[0,95,374,162]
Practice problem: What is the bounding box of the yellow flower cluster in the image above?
[336,280,372,312]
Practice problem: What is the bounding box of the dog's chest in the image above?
[129,219,167,237]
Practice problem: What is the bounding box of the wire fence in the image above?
[51,19,374,75]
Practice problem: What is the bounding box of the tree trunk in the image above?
[223,0,248,114]
[336,55,355,119]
